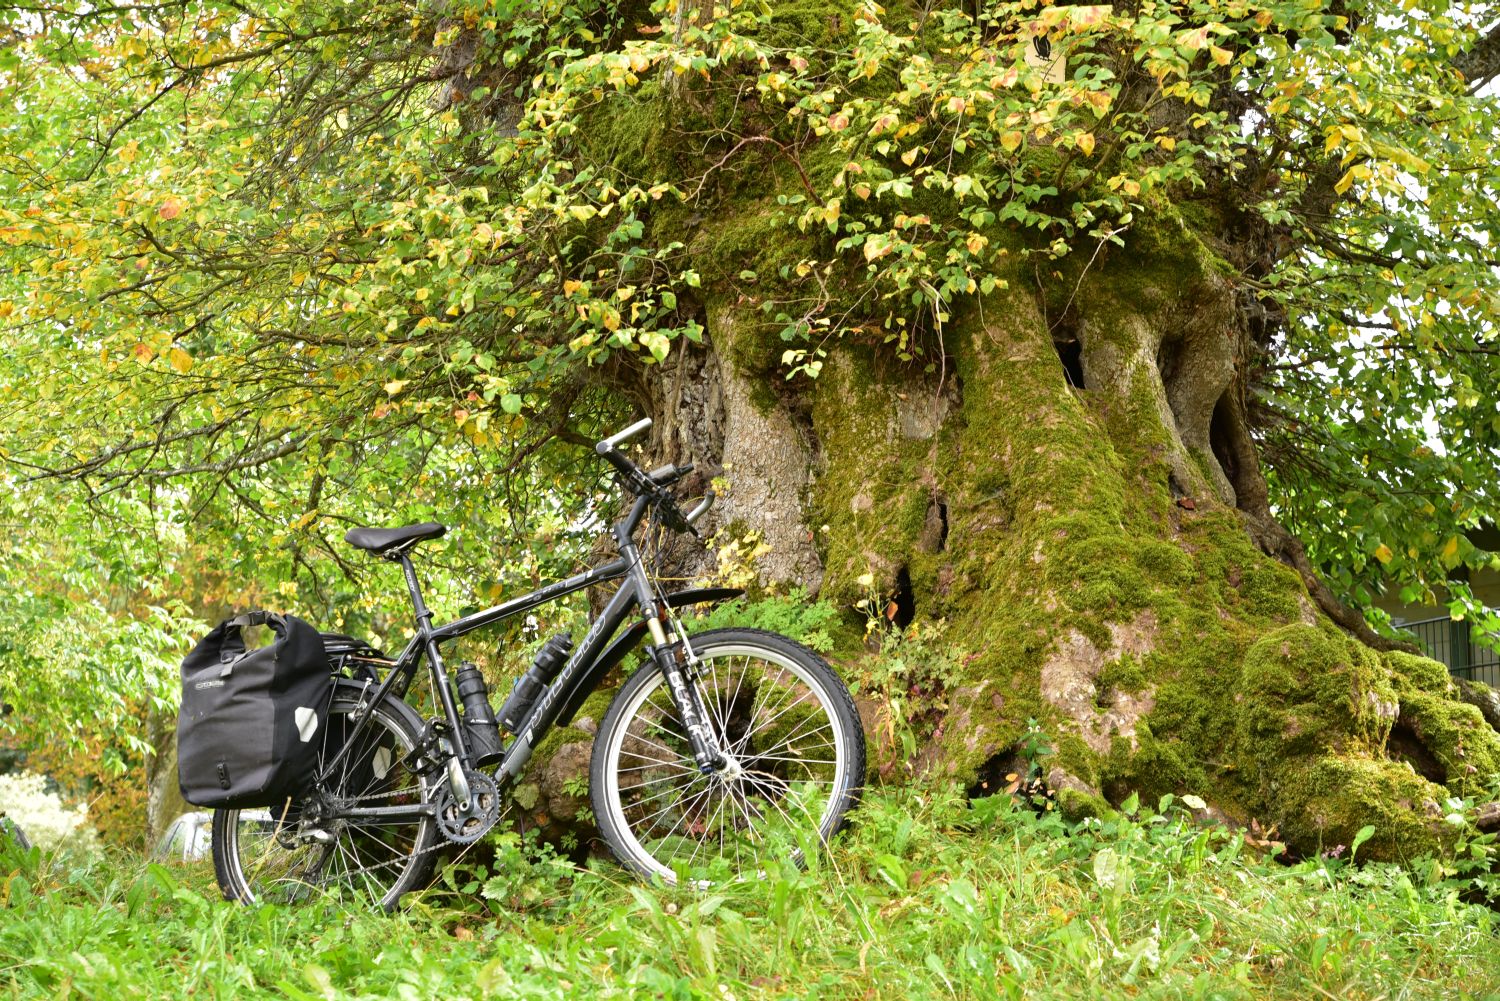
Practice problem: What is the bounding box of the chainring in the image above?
[434,771,502,845]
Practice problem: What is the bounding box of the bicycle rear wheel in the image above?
[211,683,437,909]
[591,627,865,883]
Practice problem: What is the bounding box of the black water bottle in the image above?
[454,662,505,767]
[498,632,573,734]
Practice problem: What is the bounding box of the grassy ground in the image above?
[2,786,1498,1000]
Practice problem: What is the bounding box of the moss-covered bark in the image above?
[556,32,1500,864]
[661,223,1500,863]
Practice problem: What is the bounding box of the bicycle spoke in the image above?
[616,759,697,774]
[222,698,431,908]
[600,636,859,886]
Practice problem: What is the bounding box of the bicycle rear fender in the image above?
[553,586,744,726]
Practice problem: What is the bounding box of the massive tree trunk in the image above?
[623,211,1500,862]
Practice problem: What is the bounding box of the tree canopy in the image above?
[2,0,1498,744]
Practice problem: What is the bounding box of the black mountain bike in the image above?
[210,419,866,908]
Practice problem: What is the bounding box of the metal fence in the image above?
[1399,616,1500,688]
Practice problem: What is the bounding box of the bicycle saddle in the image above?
[343,522,447,554]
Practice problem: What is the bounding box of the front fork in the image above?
[646,617,726,774]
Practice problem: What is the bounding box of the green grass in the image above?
[2,786,1499,999]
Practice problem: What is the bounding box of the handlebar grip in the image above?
[597,418,653,454]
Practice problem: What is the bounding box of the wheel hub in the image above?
[715,755,745,782]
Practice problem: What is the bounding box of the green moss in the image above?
[1235,624,1395,758]
[1097,654,1149,696]
[694,203,810,292]
[808,344,948,604]
[1045,533,1150,615]
[1386,651,1500,795]
[1134,541,1196,587]
[532,688,613,765]
[1234,562,1304,622]
[758,0,860,48]
[1276,756,1449,862]
[1078,200,1230,321]
[1056,786,1114,822]
[575,88,677,182]
[1386,651,1454,695]
[1101,723,1205,805]
[1054,733,1101,786]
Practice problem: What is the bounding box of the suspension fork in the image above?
[621,536,725,773]
[648,622,726,774]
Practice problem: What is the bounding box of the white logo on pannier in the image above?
[294,707,319,743]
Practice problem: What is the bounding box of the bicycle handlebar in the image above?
[597,417,652,453]
[685,491,715,526]
[595,418,711,537]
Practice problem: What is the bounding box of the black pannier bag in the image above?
[178,611,332,809]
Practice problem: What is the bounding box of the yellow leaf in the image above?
[1000,130,1023,153]
[1442,536,1460,561]
[1334,169,1356,195]
[1076,131,1095,156]
[1374,543,1393,565]
[384,379,409,396]
[1209,45,1233,66]
[0,301,12,318]
[168,347,193,373]
[1180,26,1210,50]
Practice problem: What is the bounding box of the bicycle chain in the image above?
[285,770,509,890]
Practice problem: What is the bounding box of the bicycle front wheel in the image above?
[591,627,865,883]
[211,684,437,909]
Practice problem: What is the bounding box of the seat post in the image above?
[396,552,433,629]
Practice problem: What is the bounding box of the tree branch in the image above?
[1454,21,1500,92]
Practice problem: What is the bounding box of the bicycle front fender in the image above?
[553,586,744,727]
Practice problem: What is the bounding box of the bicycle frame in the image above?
[321,492,740,817]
